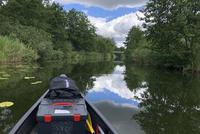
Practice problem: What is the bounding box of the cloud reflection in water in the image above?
[86,65,147,107]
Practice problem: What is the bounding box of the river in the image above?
[0,61,200,134]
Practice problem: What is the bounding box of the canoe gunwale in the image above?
[86,99,119,134]
[9,90,49,134]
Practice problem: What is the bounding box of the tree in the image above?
[125,26,144,50]
[0,0,48,28]
[142,0,200,69]
[0,0,115,62]
[95,36,115,53]
[66,9,96,51]
[45,3,70,51]
[125,26,151,64]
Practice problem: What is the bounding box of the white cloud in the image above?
[88,11,144,47]
[56,0,147,9]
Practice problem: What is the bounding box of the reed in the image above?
[0,36,38,63]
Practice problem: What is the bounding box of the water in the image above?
[0,61,200,134]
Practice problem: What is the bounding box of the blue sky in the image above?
[55,0,147,47]
[63,4,143,21]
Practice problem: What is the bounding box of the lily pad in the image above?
[31,81,42,85]
[2,74,11,77]
[24,76,36,80]
[0,77,9,80]
[20,69,28,72]
[0,101,14,108]
[32,66,39,69]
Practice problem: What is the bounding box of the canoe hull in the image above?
[9,90,118,134]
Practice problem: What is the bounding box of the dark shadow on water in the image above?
[125,63,200,134]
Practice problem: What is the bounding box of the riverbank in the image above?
[0,36,113,64]
[125,26,200,72]
[0,3,116,64]
[0,36,38,63]
[125,59,200,74]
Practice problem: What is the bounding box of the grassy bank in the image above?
[0,36,38,63]
[65,51,113,64]
[0,36,113,64]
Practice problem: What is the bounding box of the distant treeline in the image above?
[125,0,200,72]
[0,0,115,63]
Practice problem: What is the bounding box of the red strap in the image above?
[52,102,74,106]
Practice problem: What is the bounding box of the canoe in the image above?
[9,90,119,134]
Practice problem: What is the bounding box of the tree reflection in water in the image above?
[125,64,200,134]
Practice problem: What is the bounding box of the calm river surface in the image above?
[0,61,200,134]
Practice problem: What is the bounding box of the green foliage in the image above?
[0,0,49,29]
[36,41,64,61]
[66,9,96,51]
[0,1,115,63]
[0,19,64,60]
[45,3,69,50]
[65,51,112,64]
[94,36,115,53]
[0,22,51,48]
[126,1,200,71]
[125,26,152,64]
[0,36,38,63]
[142,0,200,69]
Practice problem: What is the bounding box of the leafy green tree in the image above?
[142,0,200,69]
[95,36,115,53]
[125,26,151,64]
[0,0,48,28]
[125,26,144,55]
[0,0,115,62]
[66,9,96,51]
[45,3,70,51]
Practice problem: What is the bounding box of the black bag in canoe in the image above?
[47,74,82,99]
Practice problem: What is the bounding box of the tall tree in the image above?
[1,0,47,28]
[125,26,151,63]
[143,0,200,69]
[125,26,144,50]
[66,9,96,51]
[45,3,70,50]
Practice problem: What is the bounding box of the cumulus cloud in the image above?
[88,11,144,47]
[55,0,147,9]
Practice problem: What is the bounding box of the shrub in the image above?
[0,36,38,63]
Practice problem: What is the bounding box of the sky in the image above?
[54,0,147,47]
